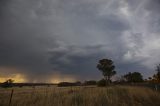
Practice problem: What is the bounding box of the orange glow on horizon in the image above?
[0,67,77,83]
[49,73,77,83]
[0,73,27,83]
[0,67,27,83]
[50,77,76,83]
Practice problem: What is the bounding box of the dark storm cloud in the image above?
[0,0,56,77]
[144,0,160,33]
[0,0,160,82]
[48,45,107,80]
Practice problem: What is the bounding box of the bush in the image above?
[124,72,144,83]
[1,79,14,88]
[84,80,97,86]
[97,79,106,87]
[58,82,81,87]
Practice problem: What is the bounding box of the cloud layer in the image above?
[0,0,160,82]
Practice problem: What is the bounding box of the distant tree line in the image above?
[57,82,81,87]
[1,58,160,88]
[0,79,14,88]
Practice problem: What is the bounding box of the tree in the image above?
[2,79,14,88]
[153,64,160,83]
[97,59,116,84]
[124,72,143,83]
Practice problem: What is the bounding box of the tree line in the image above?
[97,58,160,86]
[1,58,160,87]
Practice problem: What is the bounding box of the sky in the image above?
[0,0,160,83]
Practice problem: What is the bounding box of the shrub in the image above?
[1,79,14,88]
[84,80,97,86]
[97,79,106,87]
[58,82,81,87]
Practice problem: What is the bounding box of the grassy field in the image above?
[0,86,160,106]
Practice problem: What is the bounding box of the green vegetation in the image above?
[84,80,97,86]
[97,79,106,87]
[123,72,143,83]
[97,59,116,84]
[150,64,160,83]
[1,79,14,88]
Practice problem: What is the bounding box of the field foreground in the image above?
[0,86,160,106]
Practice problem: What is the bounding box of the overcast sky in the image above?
[0,0,160,82]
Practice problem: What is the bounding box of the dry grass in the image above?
[0,86,160,106]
